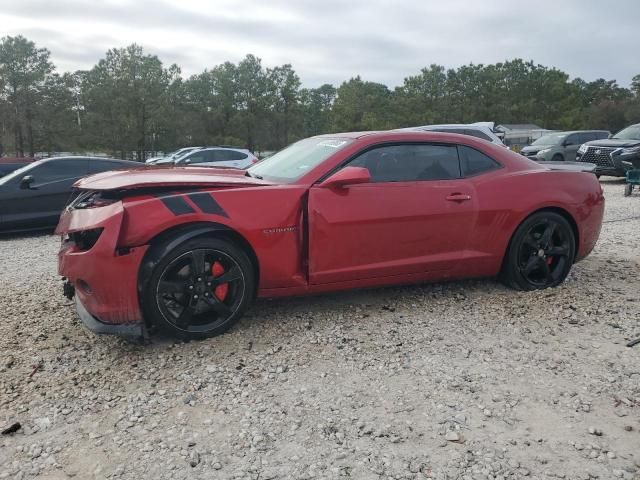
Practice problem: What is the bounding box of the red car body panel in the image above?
[77,166,271,190]
[56,131,604,327]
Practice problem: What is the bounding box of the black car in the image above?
[0,156,141,232]
[576,124,640,177]
[0,157,35,177]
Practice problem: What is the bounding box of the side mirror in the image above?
[20,175,35,190]
[321,166,371,188]
[184,159,191,164]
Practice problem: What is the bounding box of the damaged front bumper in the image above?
[71,290,146,340]
[57,199,150,340]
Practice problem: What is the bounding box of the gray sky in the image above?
[0,0,637,87]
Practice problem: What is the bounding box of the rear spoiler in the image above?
[537,161,597,173]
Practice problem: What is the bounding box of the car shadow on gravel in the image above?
[242,277,509,324]
[0,228,55,241]
[123,277,509,349]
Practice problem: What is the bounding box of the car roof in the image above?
[314,131,384,139]
[418,124,488,129]
[314,130,500,143]
[187,146,253,153]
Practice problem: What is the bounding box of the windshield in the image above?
[532,133,567,146]
[247,137,353,182]
[0,162,37,186]
[613,125,640,141]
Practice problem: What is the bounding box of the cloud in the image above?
[0,0,638,87]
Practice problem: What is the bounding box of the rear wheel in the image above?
[501,212,576,291]
[551,154,564,162]
[142,236,254,339]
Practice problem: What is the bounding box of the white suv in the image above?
[397,123,506,147]
[174,147,259,169]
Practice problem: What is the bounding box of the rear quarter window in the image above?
[458,146,501,177]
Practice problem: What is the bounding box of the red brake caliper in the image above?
[211,261,229,301]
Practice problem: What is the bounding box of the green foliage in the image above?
[0,36,639,158]
[332,76,392,131]
[0,35,54,156]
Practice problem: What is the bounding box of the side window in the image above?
[209,150,248,161]
[566,134,580,146]
[32,159,88,183]
[226,150,248,161]
[458,146,501,177]
[202,150,231,162]
[184,152,207,164]
[348,144,460,182]
[464,129,492,142]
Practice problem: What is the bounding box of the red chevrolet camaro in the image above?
[56,131,604,340]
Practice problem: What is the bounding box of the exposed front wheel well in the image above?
[138,222,260,311]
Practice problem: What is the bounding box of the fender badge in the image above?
[263,226,297,235]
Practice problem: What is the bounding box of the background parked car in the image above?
[520,130,609,162]
[0,157,36,177]
[398,123,506,147]
[576,123,640,177]
[145,147,202,165]
[0,156,142,232]
[174,146,259,169]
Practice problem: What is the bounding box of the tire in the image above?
[501,211,576,291]
[551,154,564,162]
[624,183,633,196]
[141,236,255,340]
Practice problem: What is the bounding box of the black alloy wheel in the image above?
[502,212,576,291]
[143,237,254,339]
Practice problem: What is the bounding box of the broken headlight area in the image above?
[63,228,104,251]
[69,190,120,210]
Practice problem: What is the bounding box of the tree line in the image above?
[1,35,639,160]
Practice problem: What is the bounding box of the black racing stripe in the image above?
[157,195,196,215]
[187,192,228,217]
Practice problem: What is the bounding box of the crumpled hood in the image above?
[74,166,272,191]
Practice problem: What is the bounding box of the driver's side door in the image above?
[307,143,477,285]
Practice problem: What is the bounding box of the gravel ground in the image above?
[0,179,639,480]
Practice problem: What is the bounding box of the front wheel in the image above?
[501,212,576,291]
[142,236,255,340]
[551,154,564,162]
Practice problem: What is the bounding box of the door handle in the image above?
[446,193,471,202]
